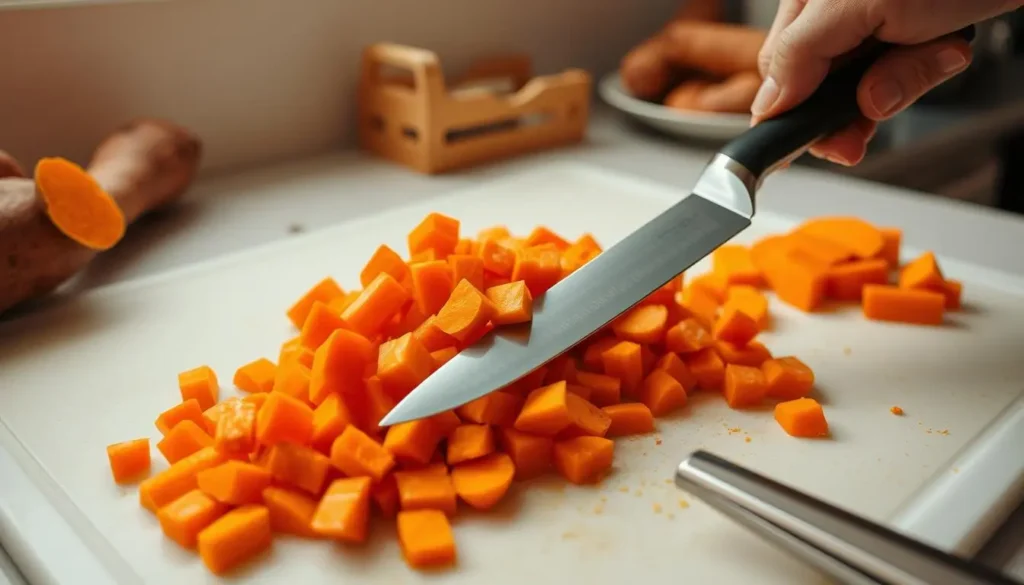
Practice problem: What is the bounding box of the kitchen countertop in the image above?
[2,106,1023,582]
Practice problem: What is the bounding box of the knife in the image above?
[379,26,977,427]
[674,450,1020,585]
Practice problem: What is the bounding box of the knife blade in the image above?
[379,26,976,427]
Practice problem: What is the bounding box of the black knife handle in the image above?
[719,25,976,179]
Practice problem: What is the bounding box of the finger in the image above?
[808,117,878,166]
[857,36,973,121]
[752,0,881,120]
[757,0,805,80]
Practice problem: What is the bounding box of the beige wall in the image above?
[0,0,679,175]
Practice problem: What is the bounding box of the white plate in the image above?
[598,72,752,142]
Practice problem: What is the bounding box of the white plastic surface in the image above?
[1,162,1023,584]
[598,73,752,142]
[890,393,1024,557]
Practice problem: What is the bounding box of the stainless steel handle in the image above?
[675,450,1021,585]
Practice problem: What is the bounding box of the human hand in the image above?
[752,0,1023,166]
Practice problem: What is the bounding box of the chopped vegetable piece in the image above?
[612,304,669,344]
[862,285,945,325]
[511,244,562,295]
[287,277,345,329]
[653,352,696,391]
[342,272,411,338]
[774,398,829,438]
[711,245,762,287]
[394,468,457,515]
[360,244,410,289]
[178,366,219,410]
[665,318,713,353]
[712,306,759,346]
[686,347,726,390]
[262,486,319,538]
[408,212,460,257]
[574,371,622,406]
[371,475,401,518]
[552,436,614,485]
[107,438,151,483]
[722,364,768,409]
[309,328,374,405]
[525,225,570,249]
[787,231,854,268]
[262,442,331,495]
[158,420,213,464]
[723,285,769,329]
[796,216,884,259]
[448,255,485,291]
[435,279,497,343]
[763,357,815,400]
[234,358,277,393]
[826,258,889,301]
[763,255,828,312]
[197,461,272,505]
[156,399,206,436]
[640,370,687,416]
[514,381,572,436]
[214,398,258,457]
[378,332,436,399]
[877,227,902,267]
[139,447,228,512]
[410,260,454,317]
[714,340,772,367]
[451,453,515,510]
[603,403,655,437]
[299,301,348,349]
[899,251,945,291]
[397,509,457,569]
[446,424,495,465]
[601,340,644,396]
[310,393,354,454]
[271,361,312,403]
[561,392,612,438]
[496,428,552,479]
[942,279,963,310]
[158,489,228,549]
[485,280,534,325]
[385,419,444,466]
[255,392,314,446]
[330,426,395,482]
[197,505,272,575]
[311,477,372,542]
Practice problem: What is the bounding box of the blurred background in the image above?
[0,0,1020,209]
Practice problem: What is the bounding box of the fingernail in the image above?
[936,48,967,74]
[825,154,852,166]
[868,81,903,116]
[751,77,779,117]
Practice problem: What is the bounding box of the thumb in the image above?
[751,0,878,121]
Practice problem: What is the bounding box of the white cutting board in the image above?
[1,162,1023,585]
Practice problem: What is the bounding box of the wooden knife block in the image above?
[357,43,592,175]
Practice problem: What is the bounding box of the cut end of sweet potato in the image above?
[35,157,126,251]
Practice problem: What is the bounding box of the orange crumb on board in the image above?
[109,212,966,574]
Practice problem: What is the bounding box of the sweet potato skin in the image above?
[0,119,202,315]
